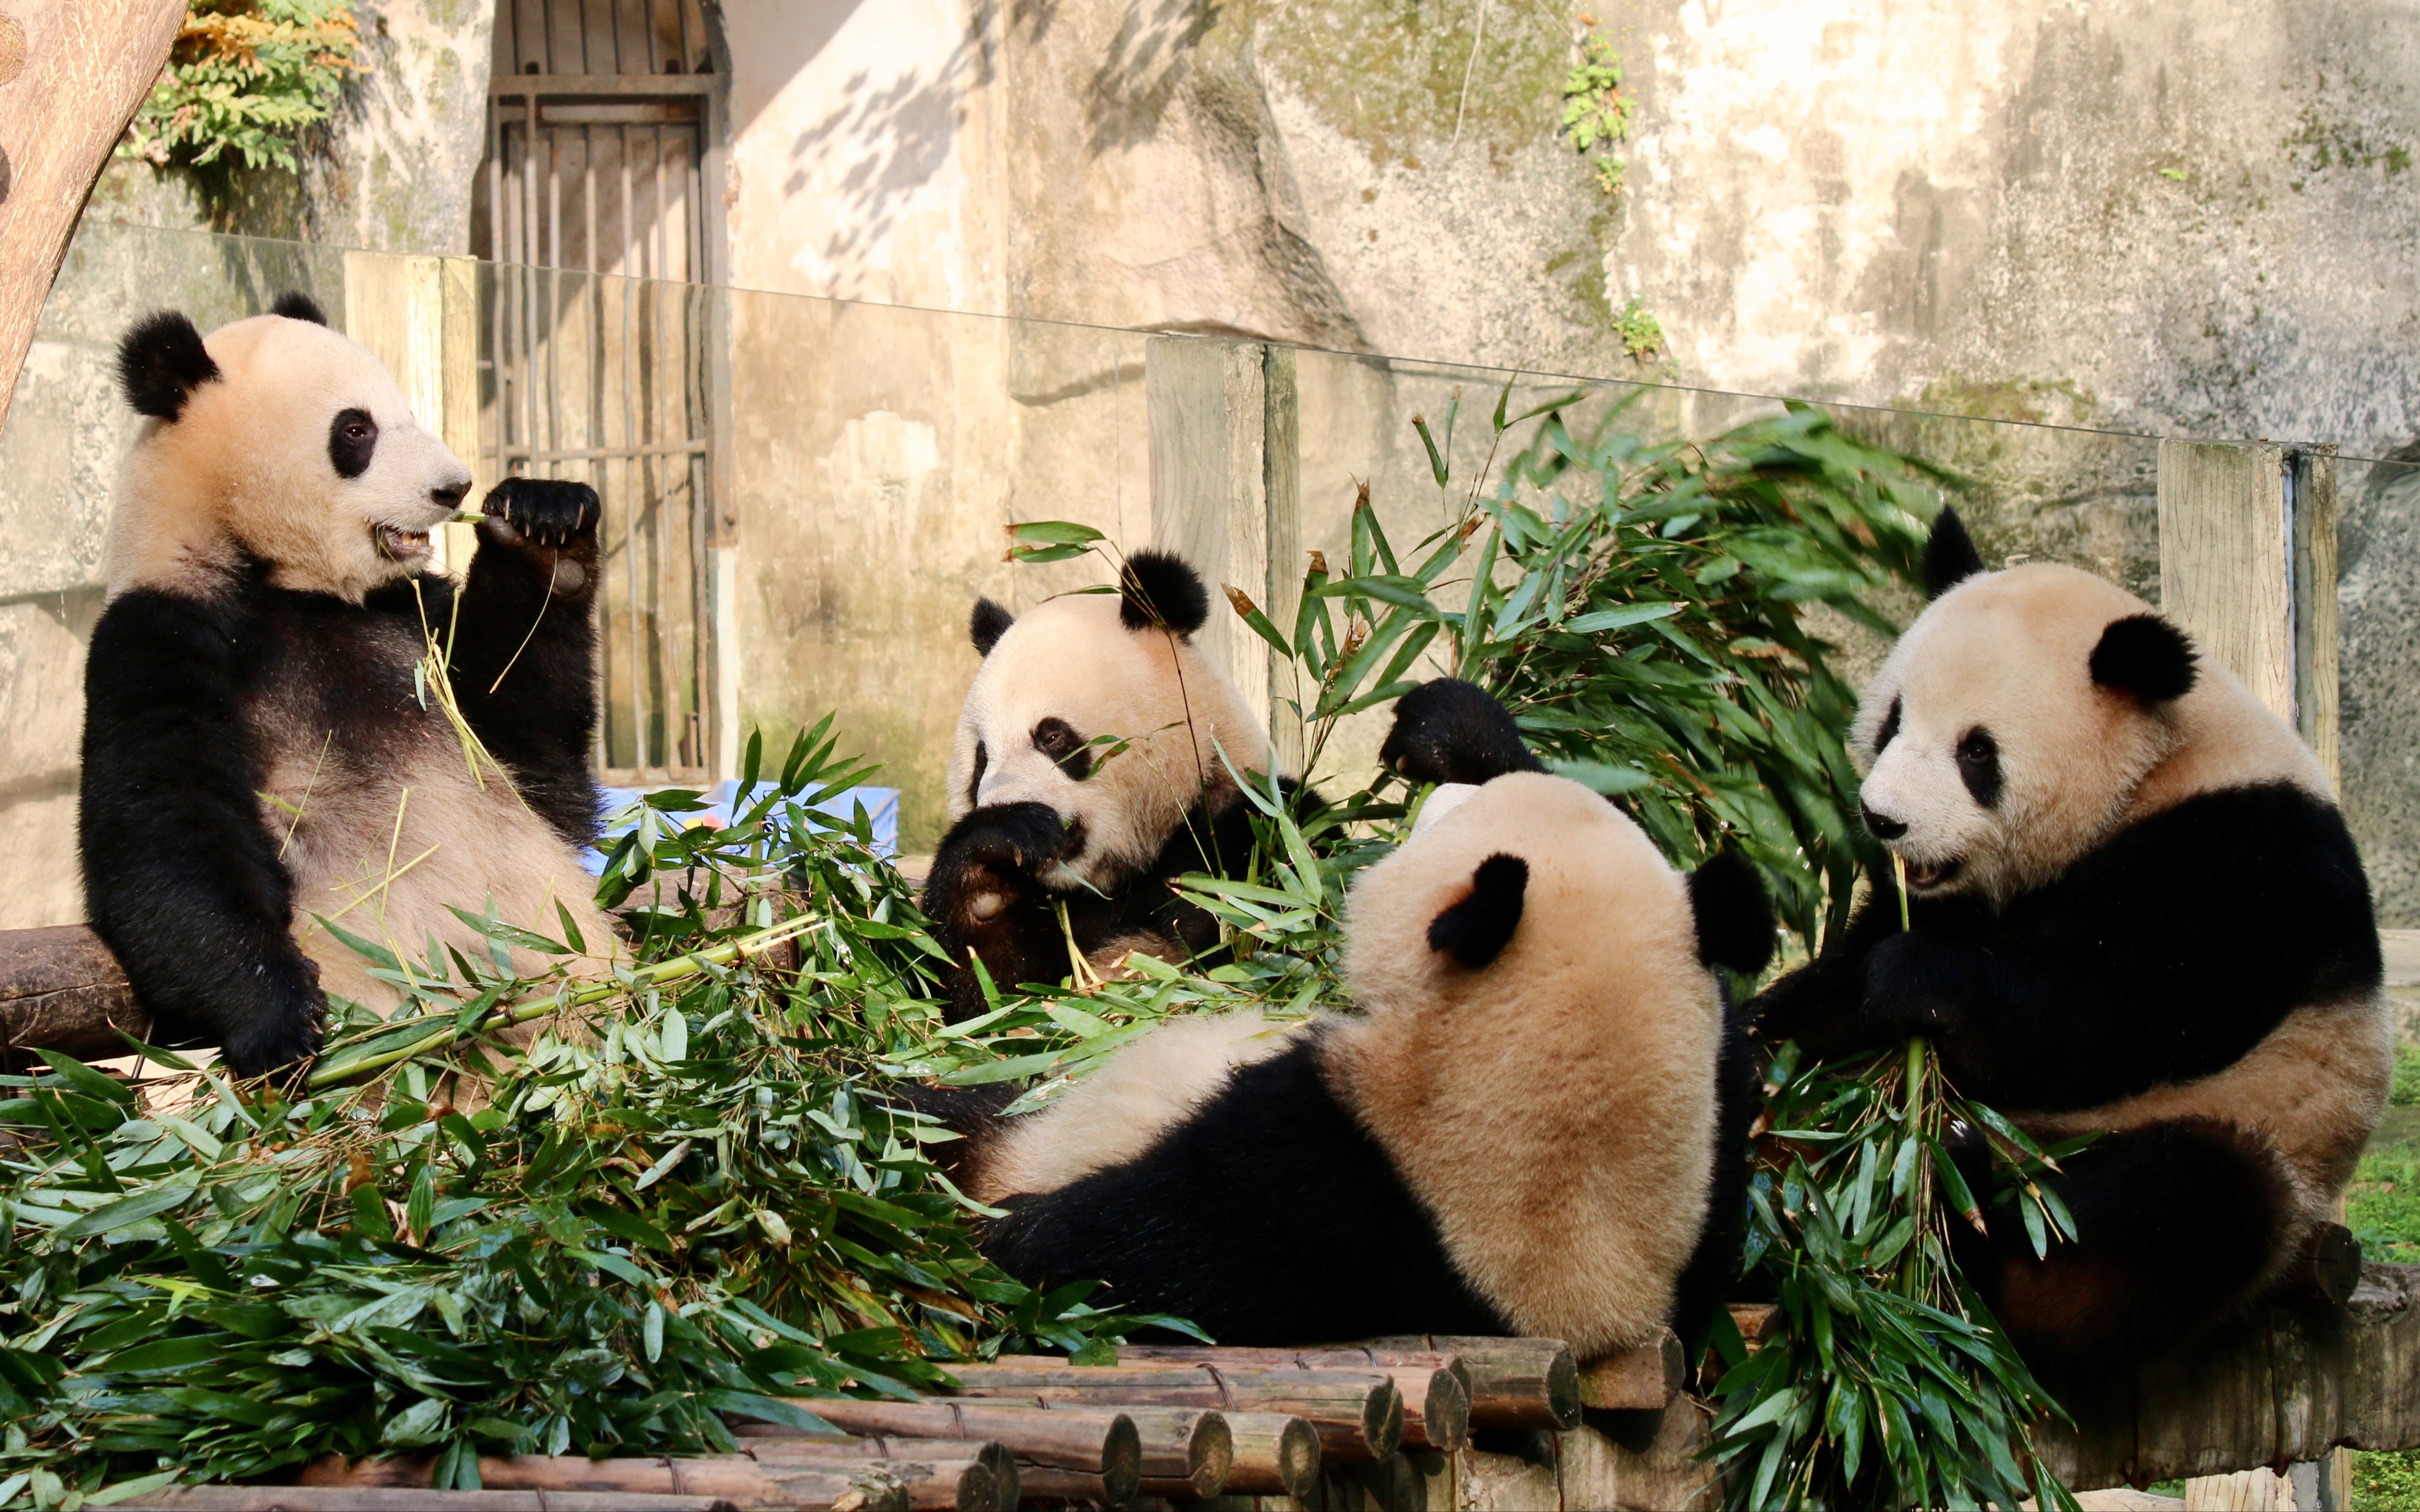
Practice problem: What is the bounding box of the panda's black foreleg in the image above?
[1953,1116,2292,1385]
[447,478,604,849]
[79,589,326,1079]
[923,802,1078,1022]
[1744,888,1911,1056]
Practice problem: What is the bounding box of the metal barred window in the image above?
[473,0,729,785]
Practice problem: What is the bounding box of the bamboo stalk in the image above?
[120,1491,742,1512]
[938,1359,1401,1462]
[301,1452,921,1511]
[1354,1336,1580,1431]
[785,1398,1138,1496]
[307,914,818,1088]
[1576,1328,1686,1411]
[1113,1345,1471,1450]
[1108,1407,1231,1499]
[724,1433,1017,1510]
[1207,1412,1322,1499]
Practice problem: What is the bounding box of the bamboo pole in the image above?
[119,1490,744,1512]
[938,1358,1402,1462]
[722,1434,1018,1509]
[783,1398,1138,1501]
[301,1453,932,1511]
[1355,1335,1581,1431]
[1110,1407,1232,1499]
[1209,1412,1323,1499]
[1113,1344,1472,1450]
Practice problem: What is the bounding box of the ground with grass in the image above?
[2349,1041,2420,1510]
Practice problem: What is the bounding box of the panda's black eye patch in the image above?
[968,741,988,807]
[1875,695,1902,754]
[1956,726,2002,809]
[1033,717,1091,780]
[328,408,379,478]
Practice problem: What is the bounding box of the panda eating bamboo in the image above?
[79,295,615,1079]
[1753,509,2390,1376]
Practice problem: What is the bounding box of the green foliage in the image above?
[2356,1450,2420,1512]
[2349,1134,2420,1266]
[1708,1036,2082,1511]
[123,0,362,182]
[0,727,1169,1502]
[2392,1041,2420,1105]
[1560,32,1631,193]
[1614,296,1665,361]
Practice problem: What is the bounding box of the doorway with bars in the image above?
[473,0,732,787]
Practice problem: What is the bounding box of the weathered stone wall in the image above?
[714,0,2420,903]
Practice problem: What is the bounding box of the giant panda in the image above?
[79,295,616,1079]
[1751,509,2390,1376]
[948,688,1775,1354]
[922,551,1310,1022]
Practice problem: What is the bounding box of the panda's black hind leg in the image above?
[1955,1116,2292,1386]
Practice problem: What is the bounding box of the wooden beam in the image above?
[0,923,143,1067]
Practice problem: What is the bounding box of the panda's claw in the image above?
[480,477,602,550]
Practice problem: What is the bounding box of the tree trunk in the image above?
[0,0,184,433]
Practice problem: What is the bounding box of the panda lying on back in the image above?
[922,552,1311,1021]
[943,686,1773,1354]
[1754,511,2390,1375]
[80,296,615,1078]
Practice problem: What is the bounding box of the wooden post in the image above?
[1145,336,1304,776]
[2156,438,2349,1511]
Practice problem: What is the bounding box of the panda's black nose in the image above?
[1861,805,1908,840]
[431,478,470,511]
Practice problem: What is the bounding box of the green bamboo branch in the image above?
[307,915,824,1089]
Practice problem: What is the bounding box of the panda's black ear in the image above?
[117,311,221,422]
[1427,854,1527,968]
[970,597,1015,657]
[270,291,327,325]
[1119,550,1210,635]
[1922,508,1985,599]
[2091,613,2198,705]
[1688,849,1776,977]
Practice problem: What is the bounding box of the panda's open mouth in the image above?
[374,524,434,562]
[1903,857,1963,891]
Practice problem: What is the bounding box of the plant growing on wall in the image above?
[1560,30,1631,195]
[121,0,361,190]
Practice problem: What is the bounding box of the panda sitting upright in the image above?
[949,685,1775,1354]
[1753,510,2389,1375]
[79,295,616,1078]
[922,551,1311,1021]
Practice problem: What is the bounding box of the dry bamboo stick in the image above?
[1208,1412,1322,1499]
[120,1491,741,1512]
[776,1400,1138,1506]
[1355,1335,1580,1431]
[302,1453,922,1512]
[1576,1328,1686,1411]
[939,1358,1401,1462]
[1112,1345,1471,1452]
[1109,1407,1231,1499]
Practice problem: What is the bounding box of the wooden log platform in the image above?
[0,923,145,1066]
[938,1357,1404,1464]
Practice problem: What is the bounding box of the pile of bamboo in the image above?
[117,1332,1680,1511]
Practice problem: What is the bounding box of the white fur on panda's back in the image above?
[1328,772,1720,1358]
[973,1011,1308,1203]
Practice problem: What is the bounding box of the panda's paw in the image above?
[1380,679,1543,786]
[1859,933,1964,1036]
[481,477,601,550]
[218,990,328,1082]
[938,801,1070,876]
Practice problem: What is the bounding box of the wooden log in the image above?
[1577,1329,1686,1411]
[1105,1407,1230,1499]
[723,1433,1019,1508]
[1005,1466,1136,1508]
[301,1453,922,1512]
[1112,1345,1470,1452]
[2042,1262,2420,1487]
[120,1492,740,1512]
[1209,1411,1323,1499]
[783,1400,1137,1487]
[1356,1335,1581,1431]
[2280,1221,2364,1307]
[0,924,145,1067]
[938,1358,1402,1462]
[1326,1451,1430,1512]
